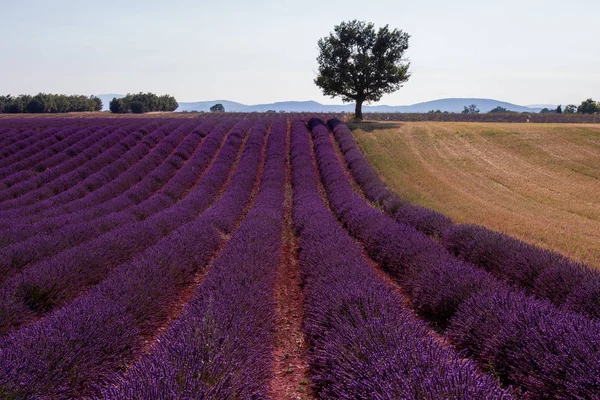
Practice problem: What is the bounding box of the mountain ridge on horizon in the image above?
[97,95,548,113]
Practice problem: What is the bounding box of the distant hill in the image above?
[389,98,543,113]
[99,96,544,113]
[176,100,249,113]
[176,98,543,113]
[526,104,559,110]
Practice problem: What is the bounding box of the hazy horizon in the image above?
[98,95,560,108]
[1,0,598,106]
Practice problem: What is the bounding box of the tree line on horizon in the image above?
[0,90,597,117]
[0,94,102,114]
[0,16,596,120]
[109,93,178,114]
[428,99,600,115]
[0,92,178,114]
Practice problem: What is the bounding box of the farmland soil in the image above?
[270,122,313,400]
[138,123,265,354]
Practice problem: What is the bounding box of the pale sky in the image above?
[1,0,598,106]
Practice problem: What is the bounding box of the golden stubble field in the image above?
[352,121,600,268]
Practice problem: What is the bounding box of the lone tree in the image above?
[315,20,410,120]
[210,103,225,113]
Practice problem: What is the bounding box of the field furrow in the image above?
[292,119,512,398]
[0,119,271,399]
[0,115,597,399]
[270,120,313,400]
[0,120,158,213]
[103,118,287,399]
[312,118,600,398]
[0,119,251,334]
[332,120,600,320]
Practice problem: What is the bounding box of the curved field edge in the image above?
[351,121,600,268]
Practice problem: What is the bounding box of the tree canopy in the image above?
[577,98,599,114]
[0,94,102,113]
[109,93,178,114]
[315,20,410,120]
[210,103,225,113]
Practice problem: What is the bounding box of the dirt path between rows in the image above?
[269,120,313,400]
[137,122,266,358]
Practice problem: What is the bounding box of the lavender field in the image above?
[0,115,599,399]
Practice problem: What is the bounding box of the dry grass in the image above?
[352,121,600,268]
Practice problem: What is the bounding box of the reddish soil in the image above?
[136,123,267,356]
[269,122,313,399]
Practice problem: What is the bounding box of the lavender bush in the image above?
[104,119,287,399]
[329,118,600,319]
[309,117,600,397]
[0,119,251,334]
[0,119,271,399]
[0,119,214,247]
[294,119,512,398]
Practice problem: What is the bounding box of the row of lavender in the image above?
[0,120,181,213]
[0,117,261,222]
[105,119,287,398]
[290,120,511,398]
[0,120,189,263]
[0,118,222,274]
[0,118,277,398]
[0,121,66,154]
[0,116,226,198]
[0,120,102,170]
[0,119,198,267]
[0,122,101,181]
[0,119,252,336]
[0,119,211,246]
[1,117,510,398]
[317,118,600,398]
[0,119,140,182]
[3,116,597,398]
[329,118,600,318]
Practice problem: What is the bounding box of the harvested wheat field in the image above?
[352,121,600,268]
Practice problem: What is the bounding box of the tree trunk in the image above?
[354,99,364,120]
